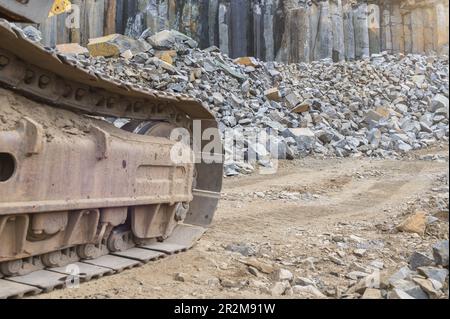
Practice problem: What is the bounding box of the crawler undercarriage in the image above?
[0,19,222,298]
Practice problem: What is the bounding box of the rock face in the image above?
[38,0,449,62]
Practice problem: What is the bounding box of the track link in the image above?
[0,223,204,299]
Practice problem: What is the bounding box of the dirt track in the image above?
[38,145,449,299]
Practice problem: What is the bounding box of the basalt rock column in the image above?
[39,16,58,47]
[380,4,392,53]
[435,1,449,54]
[229,0,250,58]
[313,0,333,60]
[33,0,450,63]
[390,2,404,53]
[277,6,310,63]
[179,0,205,46]
[209,0,219,47]
[343,2,355,60]
[403,10,412,53]
[105,0,117,35]
[88,0,105,39]
[353,2,370,59]
[253,3,264,60]
[263,0,276,61]
[423,7,436,54]
[330,0,345,61]
[368,3,381,54]
[411,7,425,54]
[218,2,230,56]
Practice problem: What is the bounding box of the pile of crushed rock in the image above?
[23,26,449,176]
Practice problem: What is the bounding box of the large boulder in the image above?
[88,34,151,57]
[146,30,198,50]
[433,240,449,267]
[282,128,316,152]
[429,94,449,115]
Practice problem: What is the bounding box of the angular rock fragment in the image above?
[361,288,382,299]
[282,128,316,151]
[56,43,89,55]
[88,34,150,57]
[147,30,198,50]
[409,252,435,270]
[396,212,427,236]
[264,88,281,102]
[234,57,259,67]
[388,289,415,299]
[432,241,449,267]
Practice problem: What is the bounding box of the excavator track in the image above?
[0,223,205,298]
[0,19,223,299]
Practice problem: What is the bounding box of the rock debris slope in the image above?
[60,29,449,175]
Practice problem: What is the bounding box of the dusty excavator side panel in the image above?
[0,90,195,262]
[0,92,194,215]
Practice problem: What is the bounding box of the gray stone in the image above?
[221,279,241,288]
[316,130,334,144]
[272,269,294,282]
[212,92,224,105]
[285,92,302,108]
[430,94,449,113]
[88,34,151,57]
[292,285,327,298]
[396,140,412,153]
[271,281,290,296]
[412,278,441,299]
[388,289,415,299]
[389,266,413,284]
[346,271,370,280]
[133,52,150,64]
[420,122,433,133]
[365,109,386,123]
[369,261,385,270]
[147,30,198,50]
[174,272,187,282]
[362,288,382,299]
[266,136,289,160]
[368,128,382,147]
[329,255,346,266]
[432,240,449,267]
[224,162,254,176]
[23,26,42,43]
[225,243,256,257]
[282,128,316,151]
[353,249,367,257]
[248,266,259,277]
[238,118,252,125]
[403,285,429,299]
[390,279,418,291]
[294,277,316,287]
[417,267,449,285]
[395,104,408,114]
[222,116,237,127]
[410,252,435,270]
